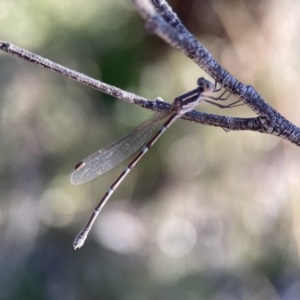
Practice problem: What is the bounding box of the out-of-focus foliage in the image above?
[1,0,300,299]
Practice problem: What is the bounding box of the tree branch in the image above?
[1,0,299,146]
[132,0,300,146]
[0,40,262,133]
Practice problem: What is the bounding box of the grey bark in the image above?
[132,0,300,145]
[0,0,299,145]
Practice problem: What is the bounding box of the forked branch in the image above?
[0,0,300,145]
[0,41,261,133]
[132,0,300,146]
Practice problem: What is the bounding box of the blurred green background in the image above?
[1,0,300,299]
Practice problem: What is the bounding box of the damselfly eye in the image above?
[197,77,205,87]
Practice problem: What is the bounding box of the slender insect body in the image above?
[107,188,114,194]
[72,77,215,249]
[142,146,149,153]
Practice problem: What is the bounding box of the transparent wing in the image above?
[70,112,169,185]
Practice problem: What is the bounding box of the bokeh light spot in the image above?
[157,218,196,258]
[95,210,145,254]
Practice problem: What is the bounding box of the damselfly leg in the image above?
[203,80,245,109]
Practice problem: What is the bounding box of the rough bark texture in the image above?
[132,0,300,145]
[1,0,300,145]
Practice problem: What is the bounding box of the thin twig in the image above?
[0,41,150,106]
[0,40,263,133]
[1,2,300,145]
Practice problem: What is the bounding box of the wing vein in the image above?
[70,112,169,184]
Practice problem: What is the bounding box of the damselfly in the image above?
[71,77,233,249]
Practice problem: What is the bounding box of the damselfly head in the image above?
[197,77,214,94]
